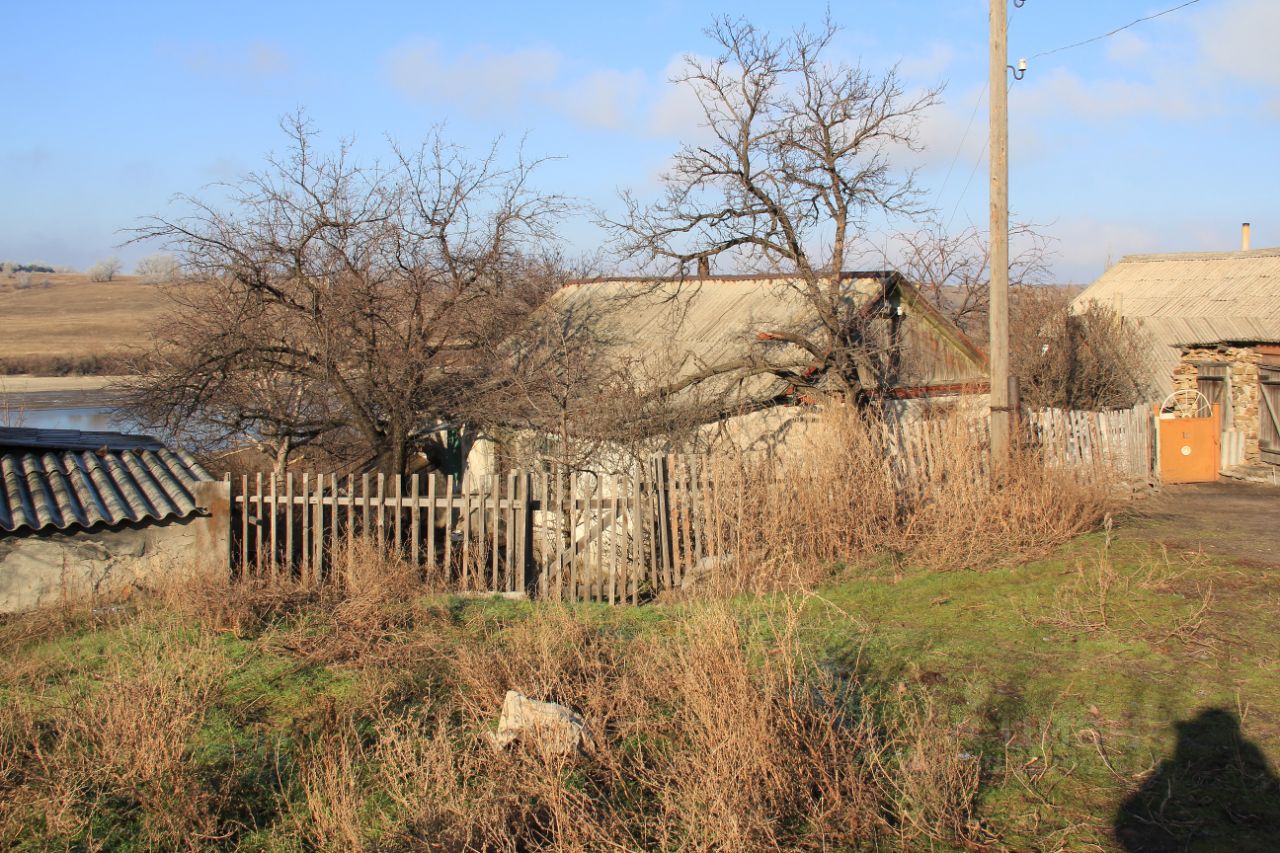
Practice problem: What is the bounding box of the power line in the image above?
[932,82,987,210]
[1029,0,1202,60]
[938,13,1014,226]
[946,78,1013,232]
[943,1,1204,228]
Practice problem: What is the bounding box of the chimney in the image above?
[1242,222,1251,251]
[696,256,710,276]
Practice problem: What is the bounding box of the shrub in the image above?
[0,353,134,376]
[1012,289,1152,410]
[693,405,1113,591]
[87,256,122,282]
[134,253,181,284]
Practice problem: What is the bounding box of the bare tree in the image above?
[606,16,941,400]
[120,280,344,474]
[127,115,566,475]
[134,253,182,284]
[87,256,122,282]
[891,220,1053,342]
[476,296,720,473]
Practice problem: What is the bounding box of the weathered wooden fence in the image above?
[228,404,1156,601]
[1023,402,1156,481]
[228,463,715,603]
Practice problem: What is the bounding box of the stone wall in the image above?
[1172,345,1262,462]
[0,481,230,614]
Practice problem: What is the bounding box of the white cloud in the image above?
[1045,216,1248,283]
[382,38,562,113]
[1199,0,1280,87]
[646,56,708,138]
[1017,67,1198,121]
[553,68,645,131]
[908,83,987,171]
[898,43,955,81]
[1105,31,1151,65]
[382,41,717,140]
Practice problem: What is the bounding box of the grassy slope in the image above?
[1,529,1277,850]
[811,532,1280,849]
[0,273,168,367]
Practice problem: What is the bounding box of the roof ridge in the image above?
[1118,248,1280,263]
[565,270,898,286]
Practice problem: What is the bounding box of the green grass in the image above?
[2,526,1278,850]
[795,531,1280,849]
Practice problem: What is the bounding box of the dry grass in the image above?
[0,624,234,849]
[694,407,1115,594]
[291,601,985,852]
[1033,522,1216,643]
[0,273,169,372]
[3,515,1277,849]
[0,541,988,850]
[161,537,446,664]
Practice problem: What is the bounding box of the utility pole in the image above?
[988,0,1011,462]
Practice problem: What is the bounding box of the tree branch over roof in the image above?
[603,14,941,399]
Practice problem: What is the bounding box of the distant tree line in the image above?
[0,261,56,274]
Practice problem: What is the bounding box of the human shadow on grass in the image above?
[1114,707,1280,851]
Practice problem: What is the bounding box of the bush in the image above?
[87,256,122,282]
[0,353,134,376]
[134,254,181,284]
[1011,289,1152,410]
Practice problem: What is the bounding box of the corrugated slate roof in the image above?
[1072,249,1280,396]
[0,428,212,535]
[0,426,165,452]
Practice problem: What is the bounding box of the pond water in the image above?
[0,394,166,441]
[12,405,143,433]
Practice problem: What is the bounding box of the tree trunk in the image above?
[273,436,292,478]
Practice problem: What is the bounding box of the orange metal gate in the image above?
[1157,403,1220,484]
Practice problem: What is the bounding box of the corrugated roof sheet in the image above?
[1072,249,1280,395]
[0,426,165,452]
[0,428,212,535]
[547,272,986,405]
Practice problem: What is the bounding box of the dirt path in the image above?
[1120,480,1280,566]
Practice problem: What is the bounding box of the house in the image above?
[475,271,988,471]
[1073,247,1280,468]
[0,427,228,612]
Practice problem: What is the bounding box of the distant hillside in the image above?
[0,273,171,375]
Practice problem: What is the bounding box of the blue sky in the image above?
[2,0,1276,281]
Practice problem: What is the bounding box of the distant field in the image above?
[0,273,172,374]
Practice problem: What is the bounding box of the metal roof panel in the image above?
[0,433,211,536]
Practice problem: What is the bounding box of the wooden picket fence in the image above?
[230,470,537,593]
[228,404,1156,601]
[228,457,719,603]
